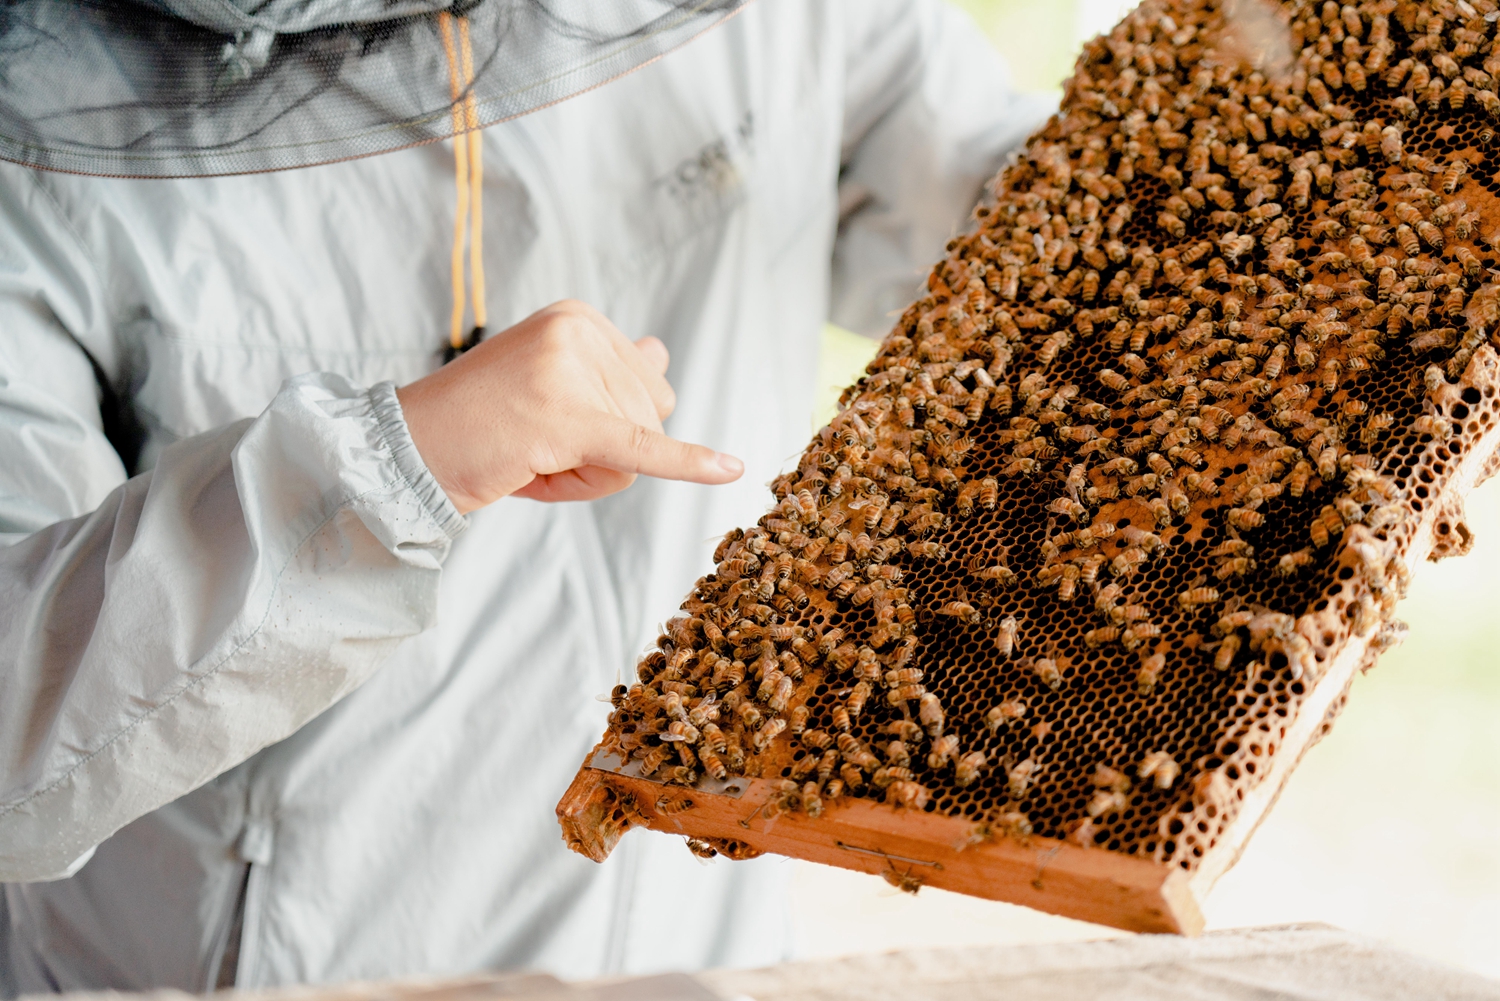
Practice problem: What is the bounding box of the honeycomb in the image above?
[563,0,1500,894]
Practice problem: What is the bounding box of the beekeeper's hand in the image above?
[398,299,743,510]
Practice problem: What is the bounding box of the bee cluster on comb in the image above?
[558,0,1500,932]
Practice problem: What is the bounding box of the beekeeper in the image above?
[0,0,1050,992]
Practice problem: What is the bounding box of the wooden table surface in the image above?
[35,924,1500,1001]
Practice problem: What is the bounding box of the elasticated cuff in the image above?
[368,381,468,540]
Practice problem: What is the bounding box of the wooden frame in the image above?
[559,347,1500,936]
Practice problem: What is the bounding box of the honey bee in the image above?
[1163,480,1190,517]
[906,513,942,543]
[881,863,924,895]
[656,792,696,816]
[885,780,931,811]
[1086,787,1128,819]
[1442,158,1469,194]
[1177,586,1220,609]
[918,692,945,737]
[1209,538,1253,559]
[883,719,923,743]
[1085,481,1120,505]
[1219,553,1260,579]
[885,738,912,769]
[882,684,918,708]
[1055,563,1082,602]
[1261,341,1288,380]
[1135,652,1166,695]
[687,693,721,728]
[712,657,746,691]
[1057,421,1102,446]
[890,634,919,670]
[1008,459,1044,480]
[937,600,980,624]
[779,580,811,609]
[933,466,963,493]
[752,717,786,751]
[907,540,947,559]
[854,646,884,683]
[986,810,1032,846]
[926,734,958,770]
[1007,758,1036,799]
[1085,625,1121,648]
[1210,632,1241,672]
[837,732,879,771]
[884,667,924,689]
[844,680,871,721]
[1123,622,1161,650]
[1064,815,1099,849]
[757,778,801,821]
[1410,414,1452,440]
[994,615,1020,658]
[1272,546,1314,576]
[985,699,1026,733]
[661,763,698,785]
[1138,751,1180,790]
[1448,244,1483,280]
[954,750,987,787]
[1227,507,1265,530]
[1367,503,1406,531]
[1033,657,1063,690]
[1046,496,1089,523]
[1373,619,1410,653]
[972,559,1017,587]
[1395,223,1420,256]
[684,837,719,859]
[1111,546,1148,578]
[1378,124,1403,164]
[798,781,824,819]
[1308,509,1338,549]
[638,745,673,777]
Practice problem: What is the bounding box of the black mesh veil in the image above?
[0,0,750,177]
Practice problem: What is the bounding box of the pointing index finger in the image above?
[586,414,743,485]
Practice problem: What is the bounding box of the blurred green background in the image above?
[792,0,1500,978]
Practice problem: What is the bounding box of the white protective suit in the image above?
[0,0,1052,992]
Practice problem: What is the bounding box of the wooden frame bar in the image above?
[559,750,1204,934]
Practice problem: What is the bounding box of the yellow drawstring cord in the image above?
[439,10,485,358]
[460,15,486,333]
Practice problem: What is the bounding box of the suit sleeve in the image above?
[0,168,465,881]
[832,0,1058,337]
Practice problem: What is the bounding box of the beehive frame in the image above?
[559,0,1500,932]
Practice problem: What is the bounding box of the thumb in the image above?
[586,415,744,485]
